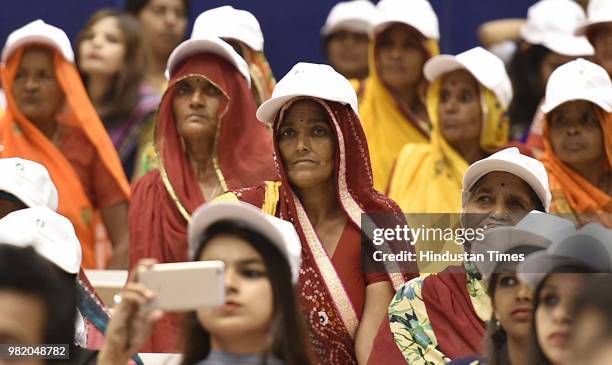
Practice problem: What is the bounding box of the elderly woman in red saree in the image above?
[216,62,414,364]
[128,36,276,352]
[538,58,612,226]
[0,20,130,269]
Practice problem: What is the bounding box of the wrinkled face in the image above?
[326,30,370,79]
[12,47,64,125]
[172,76,225,141]
[535,273,583,365]
[278,99,336,190]
[78,16,126,77]
[197,234,273,341]
[493,271,534,341]
[438,70,483,146]
[0,290,46,365]
[138,0,187,57]
[464,171,541,231]
[376,23,426,92]
[590,23,612,77]
[548,101,604,168]
[540,52,575,90]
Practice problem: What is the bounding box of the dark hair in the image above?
[507,43,552,139]
[527,264,592,365]
[181,220,313,365]
[571,275,612,344]
[485,246,542,365]
[0,245,77,363]
[125,0,190,16]
[76,8,146,121]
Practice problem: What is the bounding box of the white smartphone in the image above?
[138,261,225,312]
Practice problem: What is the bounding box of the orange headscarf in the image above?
[539,108,612,225]
[0,46,130,268]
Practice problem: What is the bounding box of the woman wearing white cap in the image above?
[98,201,313,365]
[380,148,551,364]
[192,6,276,107]
[537,58,612,226]
[128,36,277,352]
[0,20,131,269]
[387,47,511,215]
[356,0,440,191]
[0,158,139,358]
[508,0,594,145]
[517,223,612,365]
[576,0,612,77]
[216,62,411,364]
[321,0,375,81]
[0,206,147,364]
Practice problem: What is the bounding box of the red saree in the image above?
[128,53,277,352]
[226,97,416,364]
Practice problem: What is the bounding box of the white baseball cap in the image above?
[188,201,302,284]
[471,211,575,280]
[541,58,612,113]
[424,47,513,108]
[518,222,612,288]
[321,0,377,36]
[2,19,74,64]
[575,0,612,36]
[165,36,251,87]
[256,62,359,125]
[520,0,594,57]
[192,6,265,52]
[0,158,58,211]
[462,147,552,212]
[371,0,439,40]
[0,207,82,274]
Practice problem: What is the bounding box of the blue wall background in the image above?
[0,0,537,78]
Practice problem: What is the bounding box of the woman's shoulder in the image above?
[217,181,282,215]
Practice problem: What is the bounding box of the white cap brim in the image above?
[423,55,465,82]
[1,34,73,63]
[322,19,371,36]
[165,38,251,88]
[371,20,427,39]
[462,159,550,212]
[541,93,612,113]
[257,93,354,125]
[188,202,301,283]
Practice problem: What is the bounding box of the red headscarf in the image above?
[128,53,277,352]
[234,97,416,364]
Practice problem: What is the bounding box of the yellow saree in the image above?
[356,39,439,191]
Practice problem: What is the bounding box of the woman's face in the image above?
[326,30,370,79]
[172,76,225,141]
[197,233,273,340]
[278,99,336,190]
[548,101,604,168]
[591,23,612,77]
[493,272,534,340]
[464,171,540,231]
[12,47,64,125]
[438,69,483,147]
[535,273,583,365]
[376,23,426,92]
[78,16,127,77]
[540,52,575,90]
[137,0,187,57]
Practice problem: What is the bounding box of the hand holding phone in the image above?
[138,260,225,312]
